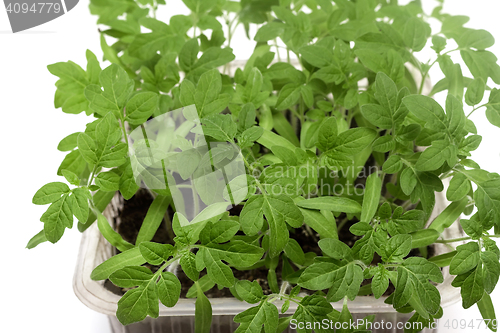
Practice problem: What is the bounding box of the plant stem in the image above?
[467,103,489,118]
[337,217,349,232]
[418,48,463,95]
[436,234,500,244]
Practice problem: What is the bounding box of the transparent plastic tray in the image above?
[73,189,463,333]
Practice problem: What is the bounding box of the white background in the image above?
[1,1,500,332]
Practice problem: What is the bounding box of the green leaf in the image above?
[371,265,389,298]
[186,275,215,298]
[40,194,73,243]
[409,229,440,248]
[79,189,115,232]
[292,295,333,332]
[91,247,147,280]
[244,68,265,105]
[203,240,264,268]
[125,92,159,125]
[450,242,480,275]
[403,95,450,135]
[486,88,500,128]
[234,301,279,333]
[180,251,199,281]
[361,173,381,223]
[58,149,86,177]
[334,128,377,155]
[270,146,297,166]
[195,68,222,116]
[238,103,256,132]
[461,50,500,85]
[139,242,173,265]
[202,114,237,142]
[70,187,90,223]
[394,258,443,315]
[255,22,286,42]
[317,117,338,152]
[428,197,467,233]
[200,221,240,245]
[415,140,457,171]
[460,135,482,154]
[195,283,212,333]
[388,210,425,235]
[296,197,362,214]
[300,45,333,68]
[403,17,429,52]
[382,155,403,174]
[203,250,235,288]
[361,104,393,129]
[318,238,353,261]
[94,171,120,192]
[462,265,484,309]
[477,292,497,332]
[77,132,98,164]
[238,127,264,147]
[300,208,338,239]
[117,280,158,325]
[481,251,500,294]
[136,195,171,244]
[465,77,486,106]
[428,251,457,267]
[235,280,264,304]
[326,262,364,302]
[48,60,89,114]
[33,182,70,205]
[383,234,412,263]
[457,29,495,50]
[57,132,80,152]
[97,213,134,252]
[26,230,48,249]
[109,266,153,288]
[272,112,300,147]
[182,0,217,13]
[447,173,471,201]
[158,272,181,307]
[262,195,303,257]
[461,217,483,239]
[284,238,306,264]
[257,128,297,151]
[62,169,80,186]
[179,38,200,72]
[240,195,265,236]
[85,64,134,117]
[276,84,301,111]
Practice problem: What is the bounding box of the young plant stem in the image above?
[436,235,500,243]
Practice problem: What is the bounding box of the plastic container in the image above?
[73,188,464,333]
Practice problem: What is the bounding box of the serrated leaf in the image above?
[235,280,263,304]
[40,194,73,243]
[125,92,159,125]
[202,114,237,142]
[33,182,70,205]
[158,272,181,307]
[139,242,173,265]
[109,266,153,288]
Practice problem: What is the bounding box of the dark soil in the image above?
[105,187,436,299]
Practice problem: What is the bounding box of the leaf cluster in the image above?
[29,0,500,332]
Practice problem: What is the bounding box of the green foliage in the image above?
[30,0,500,331]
